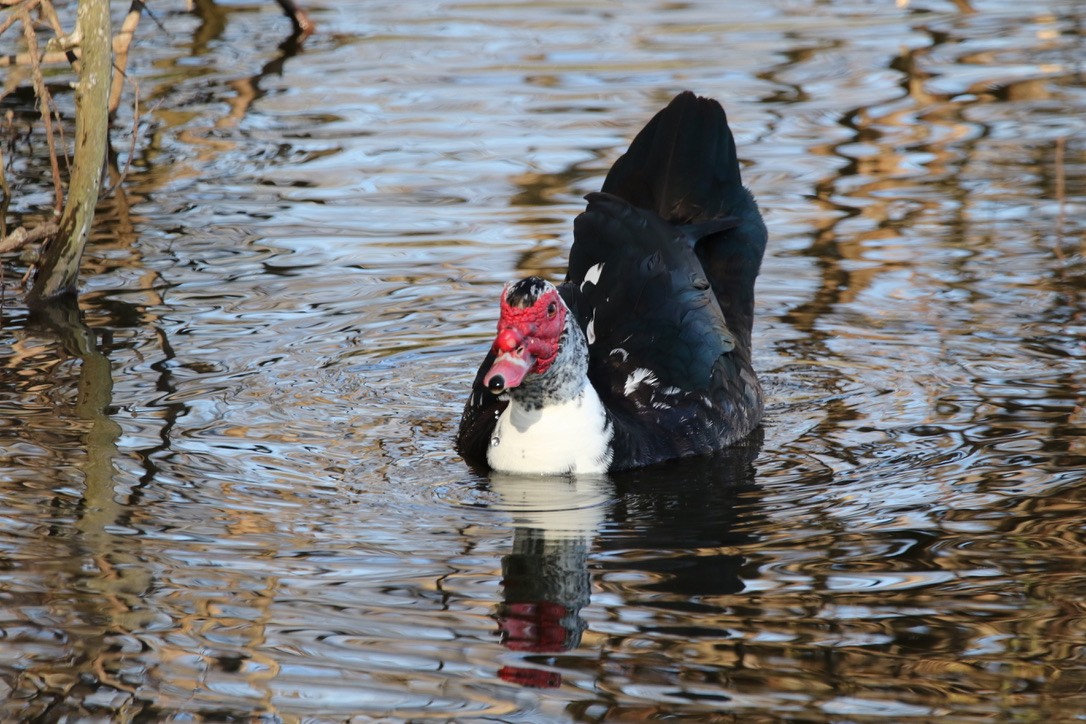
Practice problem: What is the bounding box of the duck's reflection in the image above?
[488,436,762,687]
[487,474,609,687]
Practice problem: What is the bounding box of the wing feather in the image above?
[565,193,758,468]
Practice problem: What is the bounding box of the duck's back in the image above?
[563,92,768,469]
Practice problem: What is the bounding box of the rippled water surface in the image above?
[2,0,1085,720]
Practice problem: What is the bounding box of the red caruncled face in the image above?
[483,283,565,393]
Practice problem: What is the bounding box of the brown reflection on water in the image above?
[1,0,1085,720]
[0,4,312,714]
[507,161,608,278]
[1,300,137,712]
[767,5,1084,467]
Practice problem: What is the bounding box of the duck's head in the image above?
[483,277,568,394]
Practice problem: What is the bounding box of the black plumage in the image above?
[457,91,767,472]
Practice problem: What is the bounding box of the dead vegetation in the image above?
[0,0,312,303]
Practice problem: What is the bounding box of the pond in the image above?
[1,0,1085,720]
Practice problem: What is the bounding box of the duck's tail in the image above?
[601,91,767,349]
[601,91,742,224]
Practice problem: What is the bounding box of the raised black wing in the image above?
[600,91,743,225]
[566,192,761,469]
[600,91,768,353]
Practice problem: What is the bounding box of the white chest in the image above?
[487,385,613,475]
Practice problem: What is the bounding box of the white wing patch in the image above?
[581,262,605,291]
[624,367,659,396]
[650,385,684,410]
[586,308,596,345]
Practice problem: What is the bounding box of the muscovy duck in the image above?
[457,91,768,474]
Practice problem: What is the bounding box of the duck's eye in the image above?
[546,301,558,318]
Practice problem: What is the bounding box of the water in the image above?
[1,0,1084,719]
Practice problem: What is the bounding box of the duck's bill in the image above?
[483,350,534,393]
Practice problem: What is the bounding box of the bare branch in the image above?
[18,6,63,213]
[109,0,144,116]
[0,0,41,36]
[104,78,149,197]
[0,4,149,74]
[38,0,68,38]
[29,0,111,301]
[0,49,72,68]
[0,221,58,255]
